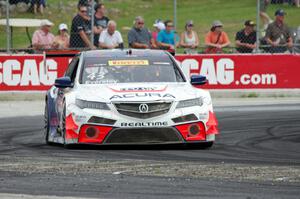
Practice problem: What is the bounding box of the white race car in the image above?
[44,49,218,148]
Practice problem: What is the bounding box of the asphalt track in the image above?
[0,103,300,199]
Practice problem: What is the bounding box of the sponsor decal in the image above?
[86,80,117,84]
[109,86,167,92]
[121,121,168,127]
[110,93,176,100]
[108,60,149,66]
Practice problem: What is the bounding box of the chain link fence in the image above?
[0,0,299,54]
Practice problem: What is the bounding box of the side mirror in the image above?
[190,75,207,85]
[54,76,73,88]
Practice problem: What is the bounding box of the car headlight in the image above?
[75,99,110,110]
[176,98,203,109]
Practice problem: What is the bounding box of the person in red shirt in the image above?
[204,20,230,54]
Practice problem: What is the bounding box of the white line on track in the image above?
[0,193,100,199]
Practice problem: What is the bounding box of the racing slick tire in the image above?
[62,101,74,149]
[44,102,51,145]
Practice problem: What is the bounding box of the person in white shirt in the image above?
[99,20,124,49]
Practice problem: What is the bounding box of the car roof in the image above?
[83,49,170,58]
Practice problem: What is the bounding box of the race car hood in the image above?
[76,83,208,103]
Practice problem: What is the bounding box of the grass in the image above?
[241,92,259,98]
[1,0,300,50]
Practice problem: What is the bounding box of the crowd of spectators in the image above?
[29,0,298,54]
[271,0,299,7]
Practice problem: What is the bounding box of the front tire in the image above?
[62,101,67,146]
[44,102,50,145]
[61,101,74,149]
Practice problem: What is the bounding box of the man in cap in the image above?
[265,9,293,53]
[205,20,230,53]
[32,19,55,51]
[235,20,257,53]
[128,16,156,49]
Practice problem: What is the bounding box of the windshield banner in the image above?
[1,54,300,91]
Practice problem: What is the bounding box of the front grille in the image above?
[113,102,172,119]
[104,128,183,144]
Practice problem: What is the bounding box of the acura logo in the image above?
[139,103,149,113]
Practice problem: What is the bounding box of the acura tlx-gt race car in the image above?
[44,49,218,148]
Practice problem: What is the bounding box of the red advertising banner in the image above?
[177,54,300,89]
[0,54,300,91]
[0,55,71,91]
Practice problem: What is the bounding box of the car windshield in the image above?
[80,56,185,84]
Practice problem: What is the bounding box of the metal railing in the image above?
[1,0,299,54]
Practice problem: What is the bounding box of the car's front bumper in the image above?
[65,114,218,145]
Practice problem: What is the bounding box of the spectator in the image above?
[179,20,199,54]
[260,0,272,30]
[235,20,257,53]
[53,23,70,49]
[152,19,165,45]
[265,9,293,53]
[205,20,230,54]
[128,16,156,49]
[157,20,179,56]
[70,5,95,49]
[93,3,109,46]
[32,19,54,51]
[78,0,99,18]
[31,0,46,15]
[99,20,123,49]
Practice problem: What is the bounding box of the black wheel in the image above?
[62,101,67,146]
[44,102,50,145]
